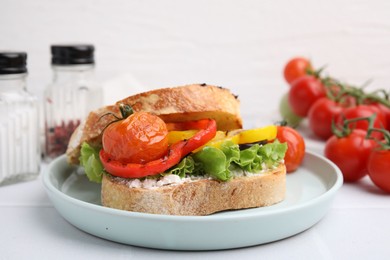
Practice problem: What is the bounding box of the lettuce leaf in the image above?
[190,140,287,180]
[192,146,232,181]
[220,141,240,166]
[79,142,104,183]
[236,140,287,172]
[238,145,263,172]
[164,156,195,178]
[257,139,287,167]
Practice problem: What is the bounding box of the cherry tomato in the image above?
[308,97,344,140]
[367,104,388,130]
[324,129,377,182]
[368,149,390,193]
[336,105,387,139]
[102,111,169,164]
[283,57,312,85]
[276,126,305,173]
[288,75,326,117]
[369,103,390,131]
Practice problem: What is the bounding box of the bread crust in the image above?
[66,84,242,165]
[101,164,286,216]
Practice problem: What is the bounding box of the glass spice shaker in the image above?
[0,52,40,185]
[44,44,102,161]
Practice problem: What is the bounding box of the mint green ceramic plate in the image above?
[43,151,342,250]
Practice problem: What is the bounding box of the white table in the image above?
[2,164,389,259]
[1,121,390,260]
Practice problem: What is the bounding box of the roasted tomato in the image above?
[102,111,169,164]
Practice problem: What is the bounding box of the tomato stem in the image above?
[321,77,339,101]
[119,104,134,118]
[332,114,376,138]
[320,77,390,108]
[99,104,135,134]
[321,78,358,105]
[367,127,390,150]
[306,65,326,79]
[363,90,390,108]
[275,120,288,127]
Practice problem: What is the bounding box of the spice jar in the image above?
[0,52,40,185]
[44,44,102,161]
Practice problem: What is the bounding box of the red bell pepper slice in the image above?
[99,118,217,178]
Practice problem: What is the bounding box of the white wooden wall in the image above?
[1,0,390,125]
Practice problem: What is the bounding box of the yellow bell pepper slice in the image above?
[168,130,198,145]
[168,125,277,152]
[237,125,277,144]
[193,131,240,152]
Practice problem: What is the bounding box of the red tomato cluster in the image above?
[281,56,390,193]
[324,119,390,193]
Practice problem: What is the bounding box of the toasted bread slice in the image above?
[101,164,286,216]
[66,84,242,165]
[116,84,242,130]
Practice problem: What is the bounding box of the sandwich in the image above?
[66,83,287,216]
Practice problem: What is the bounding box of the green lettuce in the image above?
[164,156,195,178]
[79,142,104,183]
[236,140,287,172]
[238,145,263,172]
[257,139,287,167]
[220,141,240,165]
[189,140,287,181]
[192,146,232,181]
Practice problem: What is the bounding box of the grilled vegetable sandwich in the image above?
[66,84,287,216]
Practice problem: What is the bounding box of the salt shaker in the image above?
[0,52,40,185]
[44,44,102,161]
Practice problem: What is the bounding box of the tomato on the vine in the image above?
[102,111,169,164]
[366,127,390,193]
[283,57,312,85]
[324,129,377,182]
[308,97,344,140]
[336,105,387,139]
[288,75,326,117]
[369,103,390,131]
[368,149,390,193]
[276,125,305,173]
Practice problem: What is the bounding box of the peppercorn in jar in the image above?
[44,44,103,161]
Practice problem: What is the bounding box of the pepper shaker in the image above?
[44,44,102,161]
